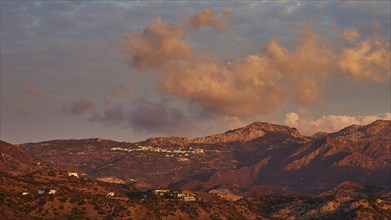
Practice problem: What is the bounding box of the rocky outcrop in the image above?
[144,122,306,146]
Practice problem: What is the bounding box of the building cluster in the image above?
[20,171,122,200]
[22,189,56,196]
[111,145,205,157]
[152,189,197,202]
[68,172,79,178]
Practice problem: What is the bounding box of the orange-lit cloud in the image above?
[123,9,390,119]
[373,19,381,29]
[122,17,191,69]
[343,27,359,42]
[340,36,390,82]
[187,8,230,33]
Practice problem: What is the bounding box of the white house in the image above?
[48,189,56,195]
[22,192,29,196]
[106,192,115,197]
[68,172,79,178]
[177,191,196,202]
[183,196,196,202]
[153,189,169,196]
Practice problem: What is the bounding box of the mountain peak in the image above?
[224,121,302,137]
[144,122,304,145]
[191,121,304,144]
[331,119,391,139]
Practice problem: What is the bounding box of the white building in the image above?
[177,193,196,201]
[183,196,196,202]
[48,189,56,195]
[153,189,170,196]
[68,172,79,178]
[106,192,115,197]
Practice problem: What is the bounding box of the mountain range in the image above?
[1,120,390,219]
[18,120,391,194]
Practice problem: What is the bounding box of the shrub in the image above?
[48,171,56,176]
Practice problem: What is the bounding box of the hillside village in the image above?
[111,145,206,157]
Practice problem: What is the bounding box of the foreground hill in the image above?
[1,141,259,219]
[19,120,391,194]
[0,140,44,175]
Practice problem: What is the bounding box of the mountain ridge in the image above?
[144,121,305,146]
[15,120,391,194]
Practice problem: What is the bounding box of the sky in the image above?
[1,0,390,144]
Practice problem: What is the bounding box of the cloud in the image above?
[122,9,390,120]
[121,8,231,69]
[88,100,189,134]
[122,17,191,69]
[343,28,359,42]
[63,97,94,115]
[340,36,390,82]
[187,8,230,33]
[159,54,286,117]
[123,15,338,118]
[284,112,300,127]
[103,86,133,105]
[89,103,126,125]
[284,111,391,135]
[128,100,186,133]
[23,84,40,100]
[373,20,381,29]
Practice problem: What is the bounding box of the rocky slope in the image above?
[0,140,44,174]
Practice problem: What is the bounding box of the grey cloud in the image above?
[63,97,94,115]
[103,86,133,105]
[128,101,185,133]
[88,100,187,134]
[89,103,126,124]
